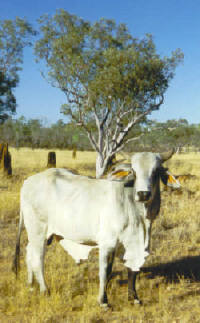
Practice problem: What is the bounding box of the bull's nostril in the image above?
[137,191,151,201]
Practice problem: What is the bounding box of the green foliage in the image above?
[0,71,16,122]
[35,10,183,126]
[0,17,36,80]
[0,18,36,121]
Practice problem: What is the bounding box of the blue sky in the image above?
[1,0,200,124]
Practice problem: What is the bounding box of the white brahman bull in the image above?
[13,150,179,306]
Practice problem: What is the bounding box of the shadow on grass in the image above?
[114,255,200,286]
[142,255,200,283]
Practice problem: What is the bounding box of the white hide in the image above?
[58,185,148,271]
[21,167,148,272]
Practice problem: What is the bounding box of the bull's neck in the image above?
[133,180,161,221]
[145,180,161,220]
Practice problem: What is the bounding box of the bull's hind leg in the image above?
[24,206,47,293]
[98,245,115,306]
[26,244,33,287]
[26,240,47,292]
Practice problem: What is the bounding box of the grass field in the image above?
[1,148,200,322]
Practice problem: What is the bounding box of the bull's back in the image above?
[20,169,75,218]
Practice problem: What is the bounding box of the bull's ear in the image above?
[107,168,134,183]
[160,169,181,189]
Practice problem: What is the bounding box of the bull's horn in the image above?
[160,149,175,162]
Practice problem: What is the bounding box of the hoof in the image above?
[40,288,50,296]
[100,303,112,310]
[134,298,142,305]
[128,295,142,305]
[43,289,50,296]
[98,294,108,306]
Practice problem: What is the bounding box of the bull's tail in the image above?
[12,209,23,277]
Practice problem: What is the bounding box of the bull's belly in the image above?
[47,208,100,244]
[47,207,100,263]
[59,239,97,263]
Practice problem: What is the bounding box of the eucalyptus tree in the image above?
[35,10,183,177]
[0,18,36,121]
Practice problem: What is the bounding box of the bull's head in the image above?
[107,150,180,203]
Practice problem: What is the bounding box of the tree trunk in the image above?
[96,153,108,178]
[96,153,116,178]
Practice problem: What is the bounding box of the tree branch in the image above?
[100,108,110,127]
[113,94,164,151]
[69,109,100,153]
[114,134,145,153]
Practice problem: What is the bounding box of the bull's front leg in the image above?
[144,218,152,253]
[98,247,115,307]
[128,269,141,304]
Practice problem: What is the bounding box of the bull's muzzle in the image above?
[137,191,151,202]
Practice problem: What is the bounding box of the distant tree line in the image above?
[0,117,90,150]
[128,119,200,152]
[0,117,200,152]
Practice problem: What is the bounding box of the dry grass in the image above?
[1,148,200,322]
